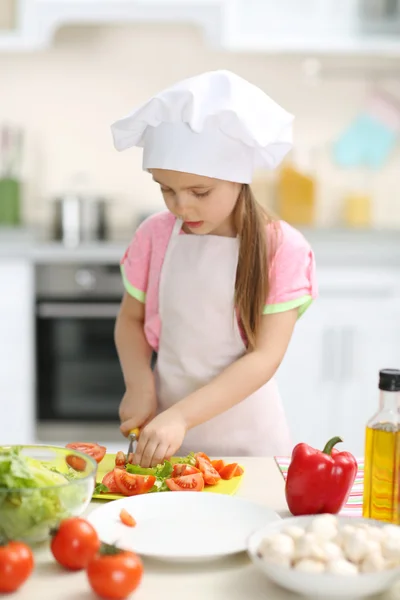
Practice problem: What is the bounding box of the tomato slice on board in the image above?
[194,452,211,463]
[172,464,200,478]
[66,442,106,464]
[115,451,126,467]
[219,463,240,480]
[66,454,87,472]
[113,469,156,497]
[101,471,120,494]
[166,473,204,492]
[211,459,225,473]
[235,465,244,476]
[195,457,221,486]
[120,509,137,528]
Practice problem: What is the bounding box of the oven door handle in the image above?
[37,302,121,319]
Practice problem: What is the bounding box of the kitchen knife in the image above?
[127,427,140,459]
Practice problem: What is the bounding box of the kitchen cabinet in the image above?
[2,0,400,55]
[276,267,400,457]
[0,259,35,444]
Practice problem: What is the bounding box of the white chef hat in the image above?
[111,70,294,184]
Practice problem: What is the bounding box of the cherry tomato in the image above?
[87,544,143,600]
[120,509,136,528]
[166,473,204,491]
[219,463,240,480]
[0,541,34,593]
[195,456,221,485]
[50,517,100,571]
[115,451,126,467]
[171,464,200,478]
[102,471,120,494]
[66,454,87,472]
[66,442,106,464]
[113,469,156,497]
[211,459,225,473]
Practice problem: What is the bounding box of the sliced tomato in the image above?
[113,469,156,497]
[172,464,200,478]
[66,442,106,464]
[194,452,211,463]
[235,465,244,476]
[211,459,225,473]
[166,473,204,492]
[66,454,86,472]
[102,471,120,494]
[120,509,136,528]
[195,457,221,486]
[219,463,240,480]
[115,451,126,467]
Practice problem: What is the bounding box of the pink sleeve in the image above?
[265,221,318,317]
[120,218,153,303]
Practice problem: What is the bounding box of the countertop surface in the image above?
[11,458,397,600]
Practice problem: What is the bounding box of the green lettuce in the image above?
[0,447,88,543]
[125,453,197,493]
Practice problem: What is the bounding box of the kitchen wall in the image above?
[1,19,400,231]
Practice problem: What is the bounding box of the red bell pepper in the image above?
[285,436,358,516]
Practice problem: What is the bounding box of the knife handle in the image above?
[129,427,140,438]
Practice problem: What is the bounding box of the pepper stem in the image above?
[322,436,343,455]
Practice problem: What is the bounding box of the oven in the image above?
[35,263,127,441]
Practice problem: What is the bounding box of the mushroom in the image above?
[258,532,295,563]
[342,529,370,563]
[360,551,385,573]
[327,558,359,575]
[382,536,400,561]
[283,525,305,542]
[260,549,291,568]
[308,514,338,542]
[320,541,343,562]
[294,533,326,561]
[294,558,325,573]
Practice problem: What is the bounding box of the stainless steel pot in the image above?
[52,195,108,246]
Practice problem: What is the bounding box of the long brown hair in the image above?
[234,184,277,350]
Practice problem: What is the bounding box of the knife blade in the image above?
[127,427,140,460]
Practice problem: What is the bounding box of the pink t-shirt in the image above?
[120,211,318,351]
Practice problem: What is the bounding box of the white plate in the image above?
[88,492,280,562]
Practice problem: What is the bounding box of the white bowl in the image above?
[247,515,400,599]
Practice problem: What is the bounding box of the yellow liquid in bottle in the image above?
[363,424,400,523]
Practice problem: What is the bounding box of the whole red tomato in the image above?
[87,543,143,600]
[0,541,34,593]
[51,517,100,570]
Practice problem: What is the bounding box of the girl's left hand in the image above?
[132,408,187,468]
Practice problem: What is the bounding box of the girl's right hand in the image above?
[119,389,157,437]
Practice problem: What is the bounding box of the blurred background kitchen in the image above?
[1,0,400,455]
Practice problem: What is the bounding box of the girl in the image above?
[112,70,317,468]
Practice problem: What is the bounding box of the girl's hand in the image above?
[119,388,157,437]
[133,408,187,468]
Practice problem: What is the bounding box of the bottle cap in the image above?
[379,369,400,392]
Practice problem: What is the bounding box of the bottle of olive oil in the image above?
[363,369,400,523]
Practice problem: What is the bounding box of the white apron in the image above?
[154,218,292,456]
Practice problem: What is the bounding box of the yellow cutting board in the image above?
[93,454,244,500]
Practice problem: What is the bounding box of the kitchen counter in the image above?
[12,458,400,600]
[15,458,296,600]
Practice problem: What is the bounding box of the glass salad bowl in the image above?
[0,445,97,544]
